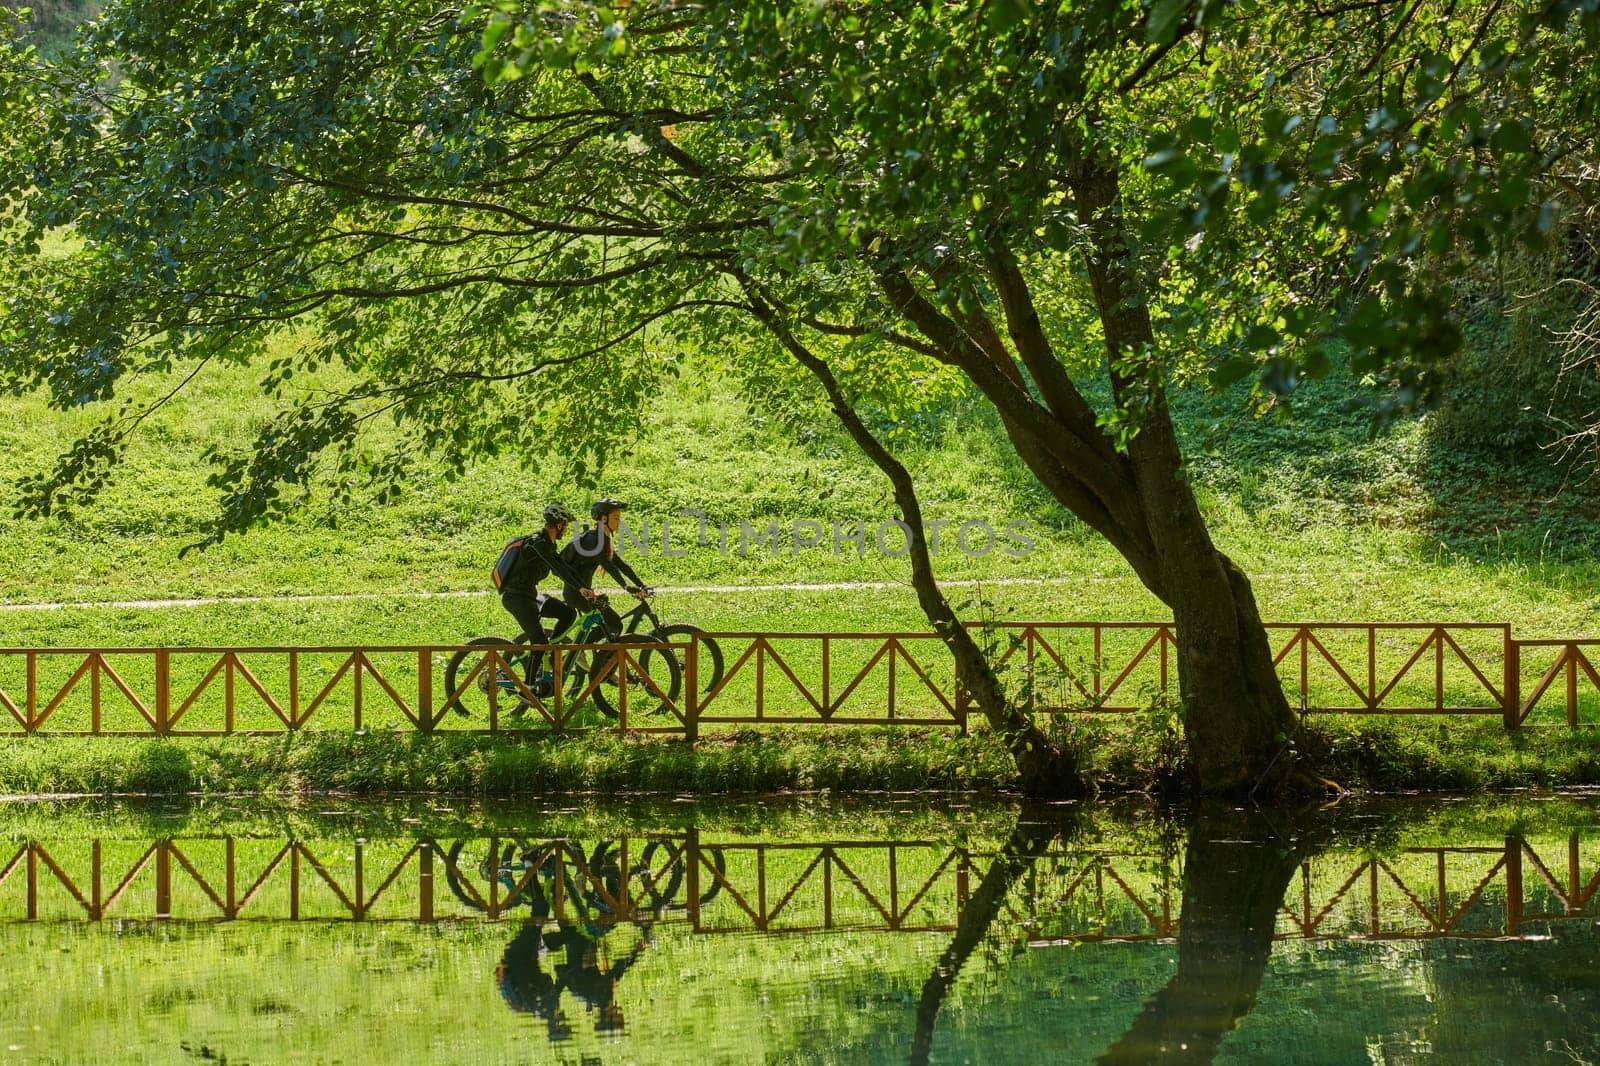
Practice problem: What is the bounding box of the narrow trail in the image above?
[0,575,1086,612]
[0,571,1374,613]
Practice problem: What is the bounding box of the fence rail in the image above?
[1,832,1593,942]
[0,621,1596,736]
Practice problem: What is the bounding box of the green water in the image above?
[0,795,1596,1065]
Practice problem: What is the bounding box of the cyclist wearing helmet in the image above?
[500,504,596,696]
[559,497,649,638]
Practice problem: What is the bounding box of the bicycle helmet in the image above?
[589,497,627,520]
[543,503,575,525]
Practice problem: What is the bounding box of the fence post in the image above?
[487,649,500,734]
[25,652,37,734]
[155,840,172,920]
[618,645,630,732]
[154,650,171,735]
[417,650,434,734]
[685,828,702,929]
[419,841,434,922]
[289,651,301,730]
[1504,835,1523,936]
[1568,644,1579,729]
[1503,629,1520,730]
[685,634,699,743]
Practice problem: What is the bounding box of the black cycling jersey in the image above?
[560,525,644,598]
[503,529,586,595]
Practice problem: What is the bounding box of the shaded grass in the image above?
[3,718,1598,798]
[0,728,1019,797]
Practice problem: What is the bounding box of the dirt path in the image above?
[0,574,1114,612]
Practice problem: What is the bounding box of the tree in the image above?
[3,1,1596,794]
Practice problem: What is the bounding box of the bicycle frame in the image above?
[480,605,613,695]
[619,597,662,635]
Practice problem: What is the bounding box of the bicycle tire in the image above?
[443,636,532,719]
[441,840,484,910]
[696,846,727,905]
[651,623,724,702]
[589,634,683,720]
[635,840,686,907]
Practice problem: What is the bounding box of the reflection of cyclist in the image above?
[560,498,650,639]
[497,921,571,1041]
[497,919,647,1037]
[500,504,596,697]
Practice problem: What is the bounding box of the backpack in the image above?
[491,536,529,591]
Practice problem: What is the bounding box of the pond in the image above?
[0,793,1595,1064]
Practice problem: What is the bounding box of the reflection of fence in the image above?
[1,832,1594,942]
[1,623,1597,736]
[1278,836,1600,940]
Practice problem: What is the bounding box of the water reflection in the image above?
[498,919,646,1039]
[0,799,1597,1064]
[474,840,678,1040]
[8,820,1592,943]
[1095,809,1307,1064]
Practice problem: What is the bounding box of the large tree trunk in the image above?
[873,222,1297,796]
[1126,402,1298,795]
[1071,158,1298,797]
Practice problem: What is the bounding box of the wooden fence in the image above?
[0,622,1595,736]
[1,830,1594,942]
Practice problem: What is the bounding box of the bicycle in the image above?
[441,836,726,920]
[611,590,726,706]
[442,594,682,721]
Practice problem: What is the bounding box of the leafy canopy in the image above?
[1,0,1595,536]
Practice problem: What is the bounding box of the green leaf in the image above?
[1146,0,1188,44]
[1142,146,1188,174]
[1211,357,1255,389]
[987,0,1030,32]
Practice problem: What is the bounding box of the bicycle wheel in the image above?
[635,840,686,908]
[652,623,724,702]
[696,846,727,905]
[443,636,533,718]
[441,840,485,910]
[589,634,682,720]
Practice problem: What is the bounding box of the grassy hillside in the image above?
[4,320,1600,652]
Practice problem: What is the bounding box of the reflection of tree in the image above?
[1096,809,1308,1065]
[909,809,1085,1066]
[908,806,1319,1066]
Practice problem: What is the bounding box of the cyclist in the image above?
[499,504,596,700]
[560,497,650,638]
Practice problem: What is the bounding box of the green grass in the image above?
[0,729,1021,797]
[4,347,1599,629]
[7,327,1600,794]
[0,716,1597,797]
